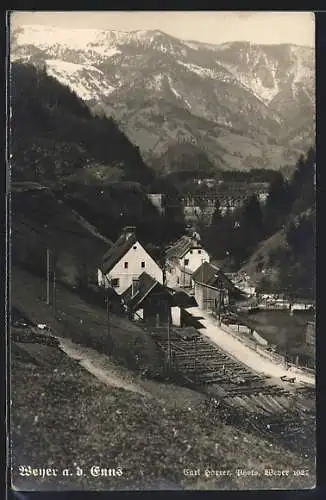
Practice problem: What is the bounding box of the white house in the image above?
[165,235,210,289]
[97,226,163,295]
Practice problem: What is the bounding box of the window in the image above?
[124,262,128,269]
[198,250,201,254]
[111,278,119,288]
[184,259,189,266]
[141,261,145,268]
[190,250,193,254]
[133,246,137,250]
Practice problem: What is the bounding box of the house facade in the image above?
[193,279,230,312]
[192,262,242,312]
[97,227,163,295]
[165,235,210,289]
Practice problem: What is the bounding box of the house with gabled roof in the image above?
[192,261,243,312]
[97,226,163,295]
[165,235,210,289]
[122,272,171,324]
[122,272,198,327]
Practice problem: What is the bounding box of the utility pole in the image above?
[41,248,45,301]
[46,248,51,305]
[194,335,198,384]
[162,250,167,287]
[167,302,171,369]
[52,254,56,317]
[201,258,205,310]
[105,294,111,336]
[218,287,223,325]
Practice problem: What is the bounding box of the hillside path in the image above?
[57,336,150,396]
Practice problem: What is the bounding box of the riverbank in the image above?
[185,307,315,387]
[242,310,315,368]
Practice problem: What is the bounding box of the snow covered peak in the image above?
[13,24,169,52]
[14,24,104,50]
[44,59,115,101]
[12,24,314,121]
[12,24,124,64]
[11,24,315,172]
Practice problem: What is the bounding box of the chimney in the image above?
[132,278,139,297]
[122,226,136,241]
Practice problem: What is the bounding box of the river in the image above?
[244,310,315,366]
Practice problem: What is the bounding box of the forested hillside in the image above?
[10,63,186,288]
[204,148,315,298]
[10,63,153,185]
[10,62,315,297]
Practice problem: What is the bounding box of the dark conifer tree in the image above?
[264,172,292,236]
[237,194,264,257]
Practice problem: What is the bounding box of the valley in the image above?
[8,16,316,491]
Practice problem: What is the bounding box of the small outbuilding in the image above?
[192,261,243,312]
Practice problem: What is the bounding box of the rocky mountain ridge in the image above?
[11,25,315,172]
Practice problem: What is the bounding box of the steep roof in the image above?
[122,272,164,311]
[100,233,137,274]
[181,309,203,330]
[123,276,198,312]
[169,290,197,308]
[166,235,202,260]
[192,261,239,294]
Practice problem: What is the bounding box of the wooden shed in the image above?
[192,262,243,313]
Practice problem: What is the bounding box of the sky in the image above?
[11,11,315,47]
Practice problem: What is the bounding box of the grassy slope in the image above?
[11,266,163,376]
[12,189,109,286]
[240,231,288,287]
[10,267,315,490]
[11,341,315,491]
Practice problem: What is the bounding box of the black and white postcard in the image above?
[8,10,316,491]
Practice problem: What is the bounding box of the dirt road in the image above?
[186,306,315,387]
[56,336,149,396]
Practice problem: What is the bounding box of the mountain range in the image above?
[11,24,315,173]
